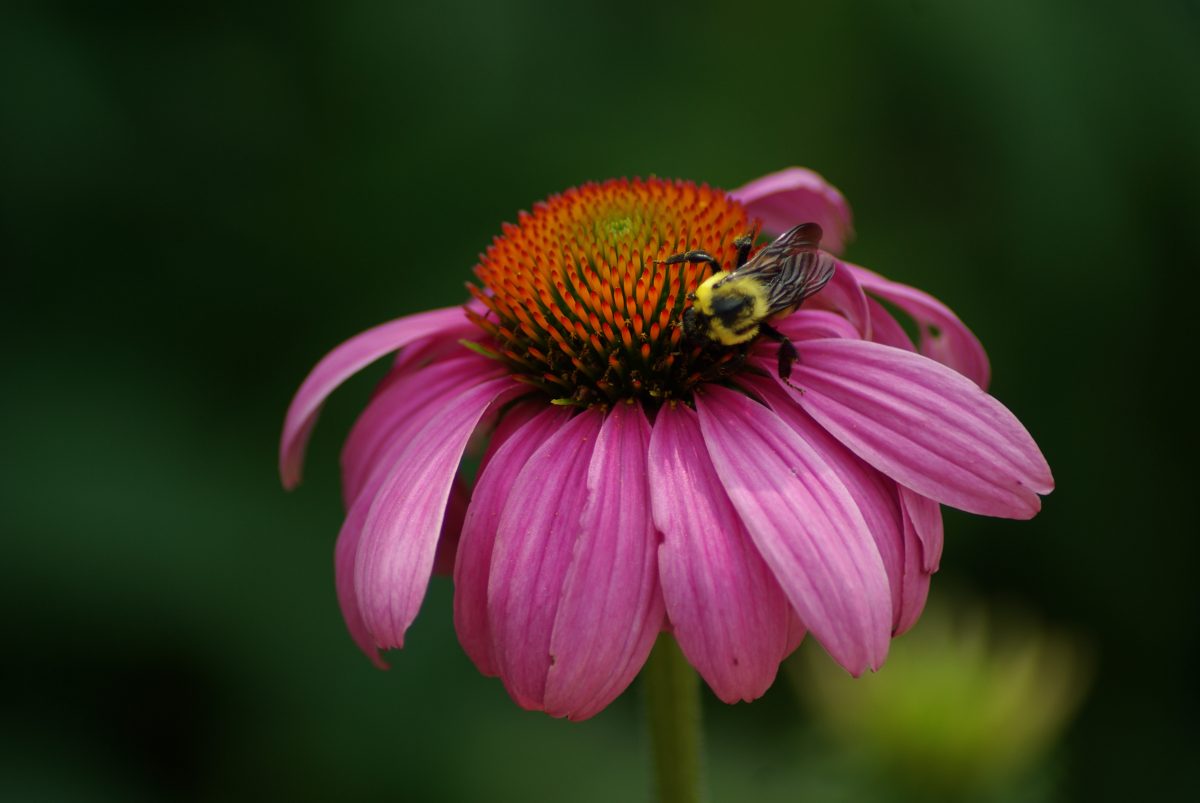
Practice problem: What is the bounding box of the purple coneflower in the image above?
[280,168,1052,720]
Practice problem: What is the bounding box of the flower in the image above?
[280,168,1053,720]
[793,595,1089,797]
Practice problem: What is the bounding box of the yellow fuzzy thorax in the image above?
[692,272,770,345]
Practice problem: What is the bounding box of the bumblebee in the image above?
[665,222,837,380]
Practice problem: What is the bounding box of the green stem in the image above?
[643,633,704,803]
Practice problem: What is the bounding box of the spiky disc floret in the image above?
[467,177,753,406]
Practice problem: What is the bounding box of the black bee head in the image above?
[682,307,709,343]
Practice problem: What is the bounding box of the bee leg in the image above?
[734,234,754,268]
[759,323,802,391]
[658,249,722,271]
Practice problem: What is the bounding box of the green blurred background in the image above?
[3,0,1197,800]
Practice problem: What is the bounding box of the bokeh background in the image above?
[3,1,1198,800]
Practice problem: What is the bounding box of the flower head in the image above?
[468,178,751,405]
[280,168,1052,719]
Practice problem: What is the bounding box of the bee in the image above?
[663,222,837,381]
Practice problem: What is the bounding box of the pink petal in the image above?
[901,486,944,573]
[432,475,468,577]
[391,326,481,376]
[865,297,916,351]
[488,410,605,712]
[806,262,871,338]
[695,386,891,675]
[894,499,932,637]
[846,263,991,389]
[454,405,573,677]
[544,403,665,720]
[648,403,790,703]
[788,339,1053,519]
[334,362,501,668]
[334,490,389,668]
[729,167,854,255]
[751,309,861,374]
[341,355,505,507]
[785,610,808,656]
[476,400,546,478]
[744,373,909,636]
[280,304,473,489]
[772,309,862,343]
[353,376,524,649]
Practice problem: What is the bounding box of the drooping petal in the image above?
[729,167,854,255]
[390,329,475,376]
[895,496,933,636]
[341,355,505,507]
[454,405,574,677]
[787,339,1053,518]
[280,305,473,488]
[744,372,909,635]
[432,475,469,577]
[649,403,790,703]
[475,400,547,478]
[334,362,500,668]
[488,411,605,712]
[696,386,891,676]
[544,403,665,720]
[865,297,916,351]
[900,485,944,573]
[334,489,388,668]
[785,610,808,656]
[807,262,871,338]
[846,263,991,389]
[353,376,524,649]
[390,303,486,375]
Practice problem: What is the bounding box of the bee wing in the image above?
[755,223,825,262]
[729,223,823,280]
[765,248,838,310]
[729,223,837,312]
